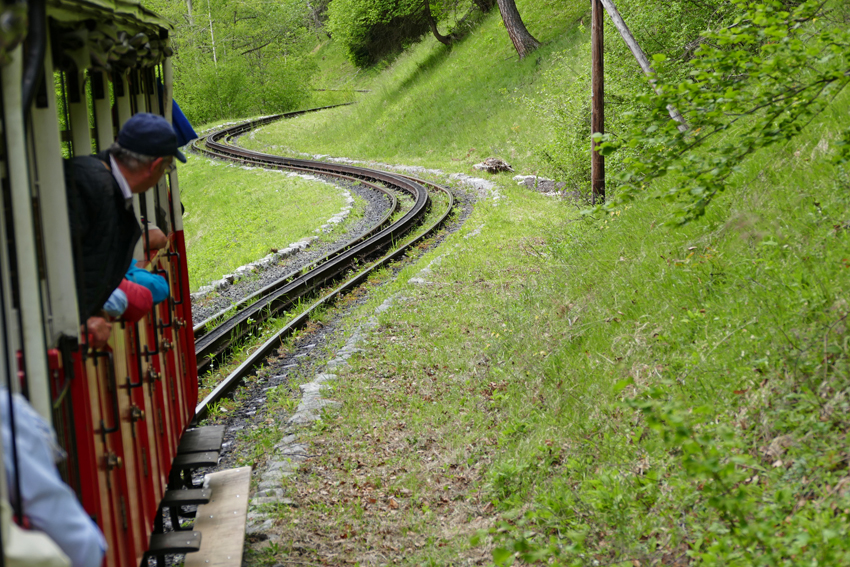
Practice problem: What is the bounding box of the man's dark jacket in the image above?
[64,151,141,320]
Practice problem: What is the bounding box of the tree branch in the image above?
[241,39,274,55]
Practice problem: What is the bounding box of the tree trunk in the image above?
[206,0,217,66]
[423,0,452,45]
[495,0,539,59]
[186,0,194,26]
[306,1,331,39]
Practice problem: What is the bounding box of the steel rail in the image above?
[193,174,454,423]
[191,116,435,376]
[190,168,399,341]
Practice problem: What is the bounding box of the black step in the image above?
[172,451,219,470]
[178,426,225,454]
[168,452,219,490]
[146,530,202,556]
[161,489,212,506]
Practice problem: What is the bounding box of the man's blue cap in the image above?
[117,112,187,163]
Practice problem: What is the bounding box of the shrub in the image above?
[326,0,429,66]
[597,0,850,223]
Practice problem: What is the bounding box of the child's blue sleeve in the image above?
[125,260,170,305]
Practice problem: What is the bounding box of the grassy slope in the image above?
[249,93,850,567]
[189,1,850,564]
[241,0,587,173]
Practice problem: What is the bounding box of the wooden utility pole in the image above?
[599,0,688,132]
[591,0,604,203]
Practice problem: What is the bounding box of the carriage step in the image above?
[161,488,212,506]
[178,426,226,454]
[172,451,219,470]
[161,488,211,531]
[169,452,220,489]
[145,530,202,557]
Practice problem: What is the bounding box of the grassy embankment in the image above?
[181,0,850,563]
[240,0,583,173]
[237,8,850,565]
[247,93,850,565]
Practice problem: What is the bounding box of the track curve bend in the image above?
[189,111,454,420]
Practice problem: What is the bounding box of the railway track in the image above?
[190,111,454,420]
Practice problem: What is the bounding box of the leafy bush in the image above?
[177,59,252,125]
[527,0,734,195]
[597,0,850,223]
[326,0,429,67]
[250,56,317,113]
[147,0,316,124]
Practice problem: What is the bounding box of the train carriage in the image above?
[0,1,246,566]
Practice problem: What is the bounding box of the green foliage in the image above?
[326,0,430,67]
[597,0,850,223]
[175,55,316,125]
[145,0,316,123]
[521,52,592,192]
[179,59,251,123]
[526,0,734,194]
[243,0,585,171]
[177,0,850,563]
[326,0,490,67]
[475,91,850,563]
[222,0,850,567]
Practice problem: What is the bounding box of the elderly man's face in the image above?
[132,157,174,193]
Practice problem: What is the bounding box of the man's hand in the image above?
[84,316,112,349]
[145,227,168,251]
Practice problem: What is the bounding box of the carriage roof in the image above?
[48,0,172,33]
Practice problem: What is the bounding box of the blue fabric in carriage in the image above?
[157,80,198,147]
[126,259,169,305]
[1,390,107,567]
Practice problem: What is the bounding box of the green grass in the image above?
[308,39,372,89]
[179,153,350,290]
[261,89,850,564]
[194,187,450,401]
[237,16,850,564]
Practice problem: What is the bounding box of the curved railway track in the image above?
[190,110,454,421]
